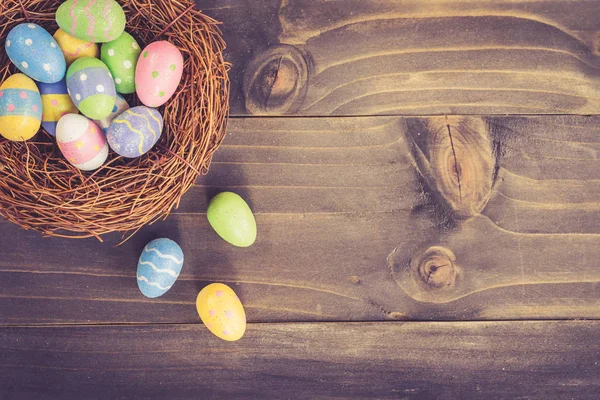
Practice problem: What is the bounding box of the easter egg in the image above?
[101,32,141,94]
[56,0,126,43]
[53,28,99,66]
[207,192,257,247]
[196,283,246,342]
[56,114,108,171]
[137,238,184,298]
[94,94,129,134]
[38,78,78,136]
[0,74,42,141]
[5,23,66,83]
[135,41,184,107]
[106,106,163,158]
[67,57,116,120]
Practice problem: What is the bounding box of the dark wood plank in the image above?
[1,321,599,399]
[0,115,598,324]
[199,0,600,115]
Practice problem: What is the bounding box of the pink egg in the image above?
[135,41,183,107]
[56,114,108,171]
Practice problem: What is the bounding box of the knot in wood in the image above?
[427,117,495,218]
[416,246,457,290]
[243,45,308,115]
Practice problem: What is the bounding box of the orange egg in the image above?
[196,283,246,341]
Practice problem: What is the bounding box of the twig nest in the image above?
[0,0,230,240]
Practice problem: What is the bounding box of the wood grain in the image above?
[2,321,599,399]
[0,115,598,324]
[200,0,600,115]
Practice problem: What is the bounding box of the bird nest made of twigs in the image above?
[0,0,230,241]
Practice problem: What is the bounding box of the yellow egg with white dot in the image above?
[196,283,246,342]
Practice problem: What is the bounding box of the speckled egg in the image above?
[106,106,163,158]
[56,0,126,43]
[38,78,78,136]
[53,28,99,66]
[0,74,42,141]
[101,32,141,94]
[196,283,246,341]
[207,192,257,247]
[135,41,183,107]
[94,94,129,134]
[67,57,116,120]
[56,114,108,171]
[5,23,66,83]
[137,238,184,298]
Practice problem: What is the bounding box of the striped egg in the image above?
[56,0,126,43]
[106,106,163,158]
[5,23,66,83]
[101,32,141,94]
[0,74,42,141]
[135,41,184,107]
[67,57,116,120]
[94,94,129,134]
[38,78,78,136]
[53,28,99,66]
[56,114,108,171]
[137,238,184,298]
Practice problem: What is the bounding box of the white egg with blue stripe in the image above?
[137,238,184,298]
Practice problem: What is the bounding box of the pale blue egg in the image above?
[137,238,184,298]
[5,23,66,83]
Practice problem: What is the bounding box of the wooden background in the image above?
[1,0,599,398]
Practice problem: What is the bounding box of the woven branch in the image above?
[0,0,230,242]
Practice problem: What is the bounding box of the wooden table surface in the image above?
[2,1,600,398]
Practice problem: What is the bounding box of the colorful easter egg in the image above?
[137,238,184,298]
[56,0,126,43]
[101,32,141,94]
[5,23,66,83]
[56,114,108,170]
[53,28,99,66]
[67,57,116,120]
[196,283,246,342]
[38,78,78,136]
[0,74,42,141]
[94,94,129,134]
[207,192,257,247]
[106,106,163,158]
[135,41,184,107]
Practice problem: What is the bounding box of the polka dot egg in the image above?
[0,74,42,141]
[66,57,116,120]
[101,32,141,94]
[135,41,183,107]
[38,78,78,136]
[94,94,129,134]
[56,114,108,171]
[196,283,247,342]
[137,238,184,298]
[5,23,66,83]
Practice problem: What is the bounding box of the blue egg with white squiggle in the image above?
[5,23,66,83]
[137,238,184,298]
[106,106,163,158]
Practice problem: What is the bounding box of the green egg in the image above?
[66,57,116,120]
[207,192,257,247]
[101,32,141,94]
